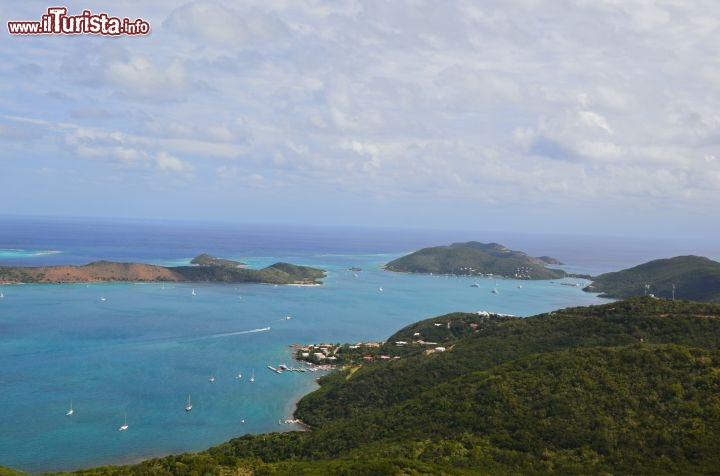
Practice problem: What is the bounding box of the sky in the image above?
[1,1,719,238]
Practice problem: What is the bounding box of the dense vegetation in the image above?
[384,241,566,279]
[173,261,325,284]
[189,253,246,267]
[29,297,720,475]
[586,255,720,302]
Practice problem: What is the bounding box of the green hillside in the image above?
[32,297,720,475]
[385,241,566,280]
[173,261,325,284]
[586,255,720,302]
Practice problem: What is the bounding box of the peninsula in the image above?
[584,255,720,302]
[0,254,325,285]
[26,297,720,474]
[384,241,566,279]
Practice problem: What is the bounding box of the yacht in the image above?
[118,414,129,431]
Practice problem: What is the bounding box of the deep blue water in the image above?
[0,217,717,472]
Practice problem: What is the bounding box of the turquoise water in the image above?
[0,256,603,472]
[2,218,716,472]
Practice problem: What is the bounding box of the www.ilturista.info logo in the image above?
[8,7,150,36]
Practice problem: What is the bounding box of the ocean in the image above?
[0,217,717,473]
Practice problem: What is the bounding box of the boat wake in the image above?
[195,327,272,340]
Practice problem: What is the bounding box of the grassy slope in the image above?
[0,260,325,285]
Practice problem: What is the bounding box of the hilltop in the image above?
[39,297,720,475]
[385,241,566,280]
[585,255,720,302]
[0,254,325,285]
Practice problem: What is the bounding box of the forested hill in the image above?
[42,297,720,475]
[585,255,720,302]
[384,241,566,279]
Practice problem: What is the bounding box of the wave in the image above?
[0,248,63,258]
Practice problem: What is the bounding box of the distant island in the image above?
[584,255,720,302]
[0,254,325,285]
[384,241,566,280]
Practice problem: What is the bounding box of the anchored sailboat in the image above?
[118,414,128,432]
[185,395,193,412]
[65,400,73,417]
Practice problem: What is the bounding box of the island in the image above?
[0,254,325,285]
[384,241,566,279]
[25,297,720,475]
[584,255,720,302]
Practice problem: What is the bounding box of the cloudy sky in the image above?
[2,1,719,237]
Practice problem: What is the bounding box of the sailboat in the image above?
[185,395,193,412]
[118,414,129,431]
[0,291,4,298]
[236,372,242,380]
[191,288,197,296]
[65,400,74,417]
[250,369,255,382]
[208,374,215,383]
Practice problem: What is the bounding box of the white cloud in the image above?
[156,151,194,174]
[163,1,291,49]
[4,0,720,234]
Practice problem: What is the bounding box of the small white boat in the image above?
[191,289,196,296]
[65,400,74,417]
[378,287,383,292]
[100,297,106,302]
[250,369,255,382]
[284,315,292,320]
[209,374,215,383]
[492,288,499,294]
[185,395,193,412]
[236,372,242,380]
[118,414,128,431]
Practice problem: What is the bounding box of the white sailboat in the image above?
[191,288,197,296]
[250,369,255,382]
[185,395,193,412]
[65,400,74,416]
[236,372,242,380]
[209,374,215,383]
[118,414,128,431]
